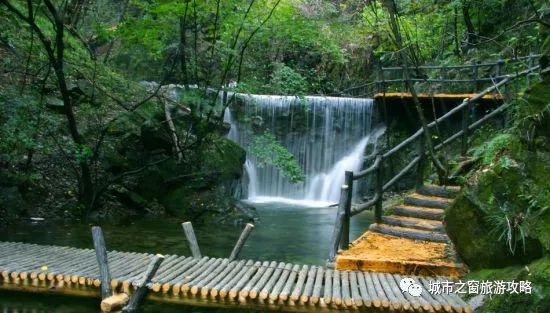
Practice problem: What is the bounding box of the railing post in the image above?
[374,155,383,224]
[91,226,112,300]
[402,67,406,93]
[340,171,354,250]
[496,59,504,78]
[377,65,383,93]
[472,60,480,92]
[461,99,471,156]
[416,133,426,188]
[328,183,349,264]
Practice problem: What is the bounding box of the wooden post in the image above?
[91,226,112,299]
[377,64,387,94]
[181,222,202,258]
[416,134,426,188]
[461,99,471,156]
[339,171,354,251]
[328,184,348,264]
[374,155,383,224]
[402,66,406,93]
[229,223,254,261]
[122,254,164,313]
[496,59,504,78]
[472,61,480,92]
[440,65,446,89]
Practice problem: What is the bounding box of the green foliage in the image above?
[249,132,305,183]
[269,63,310,95]
[472,133,518,165]
[485,191,548,255]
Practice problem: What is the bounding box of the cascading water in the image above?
[224,94,379,206]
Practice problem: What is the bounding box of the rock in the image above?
[445,163,544,269]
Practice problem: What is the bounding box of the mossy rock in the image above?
[154,137,246,217]
[446,192,543,269]
[466,257,550,313]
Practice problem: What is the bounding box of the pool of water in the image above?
[0,201,373,312]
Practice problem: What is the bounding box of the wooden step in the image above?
[369,223,450,243]
[391,205,445,221]
[382,215,445,232]
[404,193,452,209]
[417,184,460,199]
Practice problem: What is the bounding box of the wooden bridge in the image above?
[0,241,471,312]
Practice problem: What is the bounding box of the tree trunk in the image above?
[382,1,448,183]
[462,1,476,50]
[179,1,190,87]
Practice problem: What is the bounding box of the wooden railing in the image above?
[327,61,547,265]
[342,54,542,97]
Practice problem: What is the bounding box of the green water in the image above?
[0,201,373,312]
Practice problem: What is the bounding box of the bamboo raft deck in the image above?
[0,241,471,312]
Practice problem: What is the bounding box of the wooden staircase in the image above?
[369,185,458,243]
[335,185,467,278]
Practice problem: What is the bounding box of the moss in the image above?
[466,257,550,313]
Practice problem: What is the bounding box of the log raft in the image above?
[0,241,471,313]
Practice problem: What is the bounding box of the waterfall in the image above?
[224,94,377,206]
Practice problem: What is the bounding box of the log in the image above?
[218,260,254,298]
[279,264,300,301]
[332,270,342,306]
[101,293,129,312]
[190,259,230,295]
[181,222,202,258]
[148,255,188,290]
[173,257,214,295]
[375,272,403,311]
[309,267,324,304]
[366,272,389,309]
[341,271,352,307]
[418,277,453,313]
[356,270,372,307]
[122,254,164,313]
[209,259,248,297]
[181,258,222,293]
[269,263,293,301]
[250,260,277,299]
[110,253,152,289]
[159,257,198,293]
[198,259,237,297]
[349,271,363,307]
[228,223,254,261]
[229,261,261,299]
[115,253,155,290]
[259,262,285,300]
[290,265,309,301]
[240,261,269,298]
[92,226,112,299]
[393,274,428,311]
[323,268,333,304]
[382,273,411,311]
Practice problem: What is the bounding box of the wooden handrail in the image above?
[328,63,546,260]
[381,54,542,71]
[354,154,382,179]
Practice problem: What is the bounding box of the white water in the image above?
[224,94,378,206]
